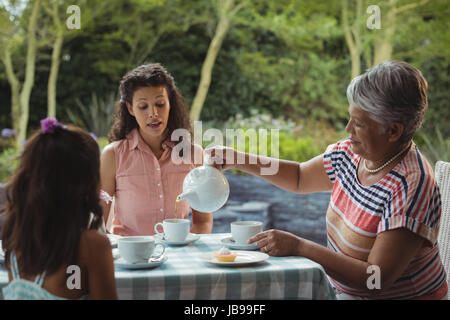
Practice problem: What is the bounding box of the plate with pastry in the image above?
[198,247,269,267]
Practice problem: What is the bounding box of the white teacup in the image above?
[154,219,190,242]
[231,221,263,244]
[117,236,165,264]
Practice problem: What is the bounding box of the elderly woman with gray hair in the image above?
[206,60,447,299]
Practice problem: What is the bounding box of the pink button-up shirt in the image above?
[110,129,198,236]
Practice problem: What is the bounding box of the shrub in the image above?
[278,132,321,163]
[66,92,117,138]
[201,109,324,175]
[416,126,450,165]
[219,108,296,134]
[97,137,110,150]
[0,147,19,184]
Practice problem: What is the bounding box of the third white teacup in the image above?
[154,219,190,242]
[231,221,263,244]
[117,236,165,264]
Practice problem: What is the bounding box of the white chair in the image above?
[435,161,450,299]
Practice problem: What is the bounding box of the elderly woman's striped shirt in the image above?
[323,139,447,299]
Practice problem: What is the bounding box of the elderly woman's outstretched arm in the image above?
[205,147,333,194]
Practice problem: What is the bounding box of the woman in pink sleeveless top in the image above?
[100,63,212,236]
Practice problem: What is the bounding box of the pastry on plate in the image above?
[213,247,237,262]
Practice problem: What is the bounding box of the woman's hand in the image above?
[204,146,238,171]
[248,229,303,257]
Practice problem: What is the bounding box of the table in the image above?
[0,233,336,300]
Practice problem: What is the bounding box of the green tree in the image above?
[43,0,88,118]
[0,0,41,148]
[229,0,348,123]
[80,0,211,81]
[342,0,433,79]
[189,0,247,121]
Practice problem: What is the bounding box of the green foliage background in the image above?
[0,0,448,177]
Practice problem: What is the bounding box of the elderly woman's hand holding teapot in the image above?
[204,146,239,171]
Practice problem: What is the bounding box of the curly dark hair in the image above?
[108,63,192,142]
[1,124,102,276]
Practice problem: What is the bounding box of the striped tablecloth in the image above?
[115,233,335,300]
[0,233,336,300]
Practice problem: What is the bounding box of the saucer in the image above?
[154,233,200,246]
[112,248,120,260]
[114,255,168,270]
[198,251,269,267]
[0,240,4,264]
[220,236,259,250]
[107,234,121,248]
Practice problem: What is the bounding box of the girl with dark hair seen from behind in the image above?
[101,63,212,236]
[1,118,117,299]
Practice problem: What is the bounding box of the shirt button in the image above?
[160,194,163,198]
[157,183,161,187]
[160,208,163,212]
[156,168,160,171]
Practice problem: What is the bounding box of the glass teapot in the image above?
[177,153,230,213]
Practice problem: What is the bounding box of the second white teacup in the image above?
[117,236,165,264]
[154,219,190,242]
[231,221,263,244]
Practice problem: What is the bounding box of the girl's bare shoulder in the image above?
[100,142,121,169]
[79,230,112,263]
[101,141,120,158]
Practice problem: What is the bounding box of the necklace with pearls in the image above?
[363,143,411,174]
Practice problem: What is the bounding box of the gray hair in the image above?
[346,60,428,143]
